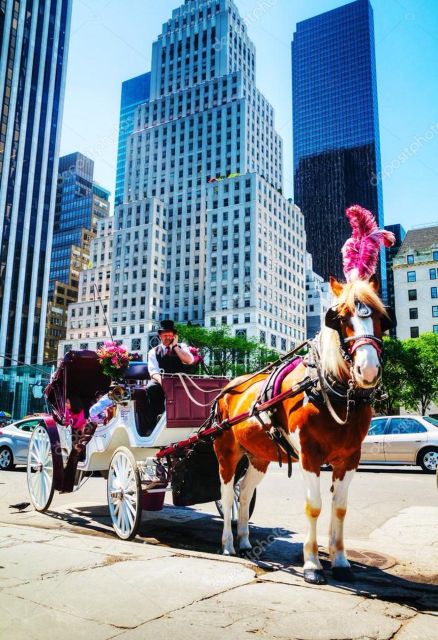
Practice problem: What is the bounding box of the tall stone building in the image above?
[112,0,306,355]
[393,226,438,339]
[44,152,110,362]
[0,0,72,366]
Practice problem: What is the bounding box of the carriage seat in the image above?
[123,361,150,382]
[131,387,156,437]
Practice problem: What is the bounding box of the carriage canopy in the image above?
[45,351,111,424]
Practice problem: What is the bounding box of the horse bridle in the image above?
[325,301,396,365]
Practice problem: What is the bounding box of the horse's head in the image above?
[324,276,396,389]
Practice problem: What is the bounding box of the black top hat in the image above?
[157,319,177,334]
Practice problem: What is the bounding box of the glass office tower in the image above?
[0,0,72,365]
[292,0,385,293]
[115,72,151,207]
[44,152,110,362]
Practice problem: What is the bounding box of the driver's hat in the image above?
[157,319,176,334]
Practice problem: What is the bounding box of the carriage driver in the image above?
[145,319,194,430]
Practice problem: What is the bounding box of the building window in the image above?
[433,325,438,334]
[260,330,266,344]
[410,327,419,338]
[271,334,277,348]
[433,250,438,261]
[210,318,216,327]
[407,271,416,282]
[63,344,73,355]
[406,254,414,265]
[131,338,141,351]
[430,268,437,280]
[431,287,438,299]
[409,308,418,320]
[235,328,247,339]
[80,343,88,350]
[408,289,417,301]
[432,306,438,317]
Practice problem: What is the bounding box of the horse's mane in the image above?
[319,279,387,380]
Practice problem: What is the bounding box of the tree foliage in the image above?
[176,323,279,378]
[379,333,438,415]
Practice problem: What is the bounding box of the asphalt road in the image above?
[1,462,436,568]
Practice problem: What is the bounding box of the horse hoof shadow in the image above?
[304,568,327,585]
[332,566,355,582]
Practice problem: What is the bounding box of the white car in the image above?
[361,415,438,473]
[0,417,47,470]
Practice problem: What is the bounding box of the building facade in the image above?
[0,0,72,366]
[292,0,386,293]
[44,152,110,362]
[393,226,438,339]
[115,72,151,207]
[112,0,306,355]
[58,217,114,358]
[305,253,331,339]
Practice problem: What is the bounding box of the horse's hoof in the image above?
[239,547,253,558]
[303,569,327,585]
[332,566,355,582]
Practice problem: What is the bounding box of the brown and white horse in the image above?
[214,275,393,584]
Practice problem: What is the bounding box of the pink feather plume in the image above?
[341,205,395,281]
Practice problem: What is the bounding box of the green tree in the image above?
[379,337,409,415]
[176,323,278,377]
[401,333,438,415]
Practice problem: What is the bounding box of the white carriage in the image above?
[27,350,255,539]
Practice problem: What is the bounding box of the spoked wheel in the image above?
[27,425,55,512]
[107,446,142,540]
[215,459,257,523]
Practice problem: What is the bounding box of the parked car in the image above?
[361,415,438,473]
[0,416,48,470]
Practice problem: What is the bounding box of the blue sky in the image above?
[60,0,438,231]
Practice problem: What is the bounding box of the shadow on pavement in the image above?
[38,501,437,613]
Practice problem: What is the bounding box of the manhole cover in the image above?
[347,549,397,570]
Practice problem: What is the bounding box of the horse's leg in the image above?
[301,468,326,584]
[219,474,238,555]
[329,469,356,581]
[237,459,268,552]
[214,428,241,556]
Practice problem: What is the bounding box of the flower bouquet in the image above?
[96,341,132,382]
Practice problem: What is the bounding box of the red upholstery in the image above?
[162,375,228,428]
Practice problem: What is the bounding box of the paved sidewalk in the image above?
[1,509,437,640]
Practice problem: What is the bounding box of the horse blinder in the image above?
[325,306,341,331]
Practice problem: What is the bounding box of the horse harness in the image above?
[205,331,386,478]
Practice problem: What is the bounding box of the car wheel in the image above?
[418,447,438,474]
[0,446,15,471]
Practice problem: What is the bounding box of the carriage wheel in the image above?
[107,446,142,540]
[215,459,257,523]
[27,426,55,512]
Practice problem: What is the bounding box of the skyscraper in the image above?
[385,223,405,335]
[112,0,306,354]
[292,0,385,290]
[115,72,151,207]
[45,152,110,362]
[0,0,72,366]
[58,216,114,358]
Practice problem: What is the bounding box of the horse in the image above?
[213,275,394,584]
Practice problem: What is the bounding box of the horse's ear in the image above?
[329,276,343,297]
[369,274,379,292]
